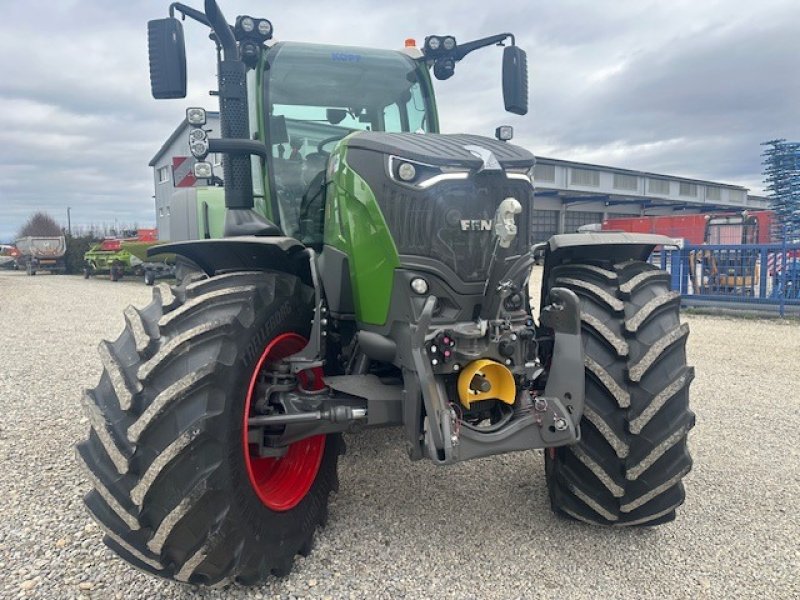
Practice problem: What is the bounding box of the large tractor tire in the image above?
[77,271,342,585]
[545,260,695,526]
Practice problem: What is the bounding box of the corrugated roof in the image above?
[535,155,748,191]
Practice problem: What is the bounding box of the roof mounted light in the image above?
[240,16,255,32]
[424,34,456,57]
[257,19,273,38]
[495,125,514,142]
[433,58,455,80]
[235,15,273,42]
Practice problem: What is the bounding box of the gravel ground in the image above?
[0,269,798,600]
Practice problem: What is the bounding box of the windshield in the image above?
[264,42,433,237]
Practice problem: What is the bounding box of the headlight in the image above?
[426,36,441,51]
[193,161,213,179]
[186,107,206,126]
[240,16,255,32]
[505,166,535,185]
[442,36,456,51]
[388,156,469,189]
[190,139,210,159]
[188,128,207,143]
[397,162,416,182]
[410,277,429,295]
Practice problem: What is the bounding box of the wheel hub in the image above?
[243,333,325,511]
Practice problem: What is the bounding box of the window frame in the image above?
[157,165,171,184]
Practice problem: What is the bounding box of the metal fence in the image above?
[653,240,800,317]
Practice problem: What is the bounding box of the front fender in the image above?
[540,232,677,304]
[148,236,310,281]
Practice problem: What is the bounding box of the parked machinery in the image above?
[15,236,66,275]
[83,232,175,283]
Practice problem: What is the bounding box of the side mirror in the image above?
[147,18,187,99]
[502,46,528,116]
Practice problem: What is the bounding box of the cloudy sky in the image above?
[1,0,798,241]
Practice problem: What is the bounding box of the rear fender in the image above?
[540,232,677,304]
[148,236,312,283]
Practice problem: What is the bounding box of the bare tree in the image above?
[17,212,62,238]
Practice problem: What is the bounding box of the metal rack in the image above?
[762,139,800,242]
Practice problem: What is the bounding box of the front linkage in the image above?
[243,243,586,466]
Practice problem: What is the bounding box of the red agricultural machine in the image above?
[602,210,775,245]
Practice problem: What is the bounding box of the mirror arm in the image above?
[204,0,237,58]
[168,3,232,58]
[453,33,515,61]
[208,138,268,159]
[168,3,211,27]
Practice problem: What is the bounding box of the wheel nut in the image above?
[554,417,568,431]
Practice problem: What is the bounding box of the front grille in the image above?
[377,173,532,282]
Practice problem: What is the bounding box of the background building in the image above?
[149,112,221,241]
[529,157,767,240]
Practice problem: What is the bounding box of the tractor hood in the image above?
[345,132,535,170]
[339,131,535,286]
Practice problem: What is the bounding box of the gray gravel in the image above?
[0,269,798,600]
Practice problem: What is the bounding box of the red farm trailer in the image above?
[602,210,775,245]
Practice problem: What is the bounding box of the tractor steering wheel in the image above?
[317,132,351,155]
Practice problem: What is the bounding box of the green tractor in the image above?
[83,239,175,284]
[77,0,694,586]
[83,239,147,281]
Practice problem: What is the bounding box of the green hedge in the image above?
[64,235,97,274]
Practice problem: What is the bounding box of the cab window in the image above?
[264,42,433,238]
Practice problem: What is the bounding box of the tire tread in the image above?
[78,271,336,585]
[546,260,694,526]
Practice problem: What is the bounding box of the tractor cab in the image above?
[145,4,528,241]
[260,42,437,239]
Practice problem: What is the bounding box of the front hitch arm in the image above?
[539,287,584,426]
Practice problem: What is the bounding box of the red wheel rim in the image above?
[243,332,326,511]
